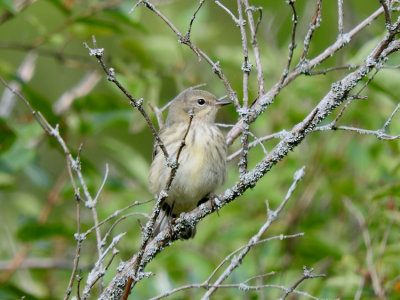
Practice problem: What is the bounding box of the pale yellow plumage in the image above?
[148,88,229,237]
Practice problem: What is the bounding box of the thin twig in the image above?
[83,198,154,238]
[309,64,358,75]
[282,266,326,299]
[227,130,285,161]
[214,0,240,24]
[122,111,195,299]
[238,0,250,108]
[137,0,239,109]
[202,167,306,299]
[226,6,385,146]
[338,0,344,36]
[64,194,83,300]
[314,125,400,140]
[84,36,170,161]
[279,0,298,86]
[301,0,322,61]
[185,0,206,40]
[205,233,304,286]
[243,0,265,97]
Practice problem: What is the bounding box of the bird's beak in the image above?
[215,100,232,106]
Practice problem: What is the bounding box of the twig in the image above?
[185,0,206,40]
[243,0,265,97]
[314,125,400,140]
[309,64,358,75]
[93,163,109,205]
[0,75,113,298]
[279,0,298,85]
[338,0,344,36]
[226,6,385,146]
[238,0,250,108]
[137,0,239,109]
[101,6,400,299]
[82,233,126,300]
[382,103,400,130]
[122,111,195,299]
[205,233,304,287]
[301,0,322,61]
[83,198,154,238]
[314,100,400,141]
[151,281,321,300]
[237,0,251,176]
[201,167,306,299]
[64,194,83,300]
[214,0,240,25]
[282,266,326,299]
[84,36,170,161]
[227,130,286,161]
[101,212,149,246]
[380,0,392,28]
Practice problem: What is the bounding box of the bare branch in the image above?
[227,130,286,161]
[226,6,386,146]
[64,194,82,300]
[243,0,265,97]
[214,1,240,25]
[282,266,326,300]
[338,0,344,36]
[309,64,358,76]
[84,36,170,161]
[136,0,239,109]
[279,0,298,85]
[202,167,306,298]
[382,103,400,131]
[237,0,250,108]
[185,0,206,40]
[380,0,392,28]
[121,111,195,299]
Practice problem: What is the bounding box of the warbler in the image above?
[148,88,230,239]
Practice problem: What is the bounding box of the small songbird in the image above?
[148,88,230,239]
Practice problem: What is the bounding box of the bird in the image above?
[148,88,230,239]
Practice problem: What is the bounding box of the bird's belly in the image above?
[167,129,226,213]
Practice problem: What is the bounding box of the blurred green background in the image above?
[0,0,399,299]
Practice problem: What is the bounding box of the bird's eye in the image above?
[197,98,206,105]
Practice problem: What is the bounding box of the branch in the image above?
[282,266,326,300]
[202,167,305,299]
[84,36,170,161]
[121,111,195,299]
[137,0,239,109]
[99,38,394,295]
[226,6,385,146]
[242,0,265,97]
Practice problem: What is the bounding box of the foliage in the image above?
[0,0,399,299]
